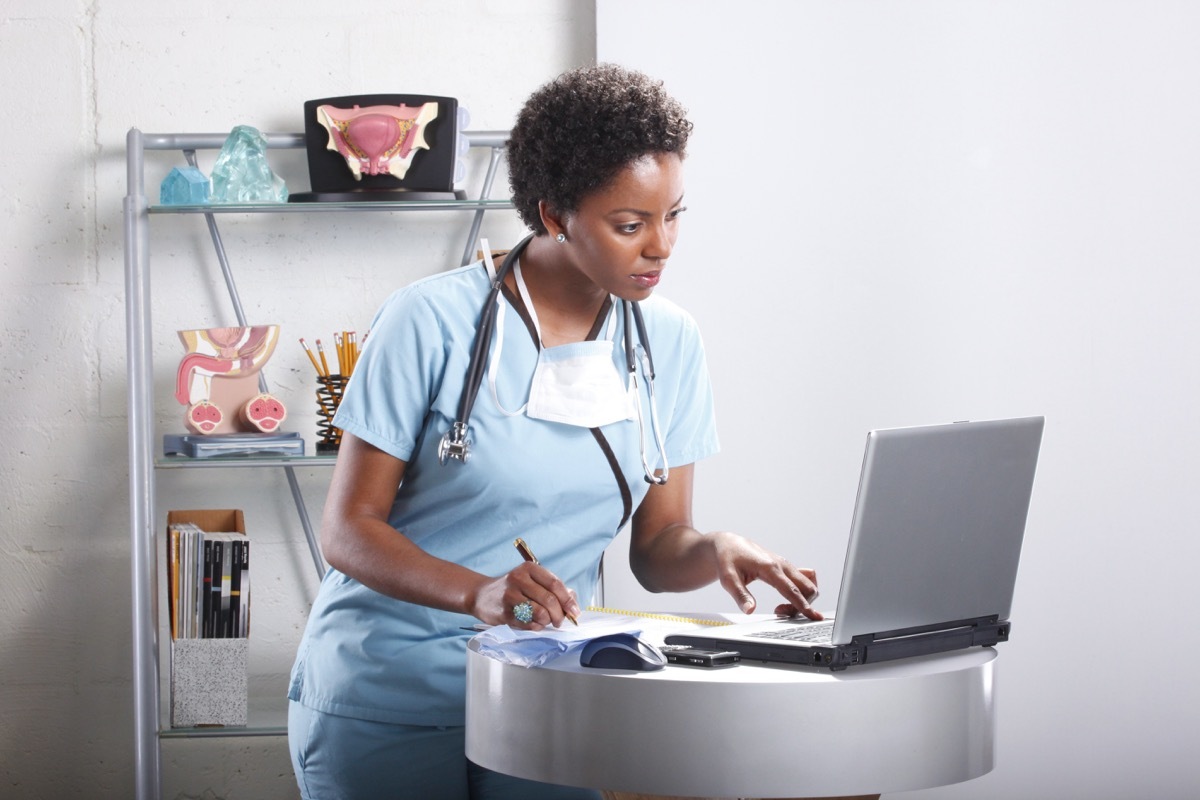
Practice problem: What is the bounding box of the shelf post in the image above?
[125,127,162,800]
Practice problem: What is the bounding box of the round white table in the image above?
[466,640,996,798]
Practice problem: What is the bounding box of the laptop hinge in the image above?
[831,615,1009,671]
[854,614,1004,644]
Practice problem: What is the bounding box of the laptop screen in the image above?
[831,416,1044,643]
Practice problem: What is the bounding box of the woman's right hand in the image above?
[323,436,585,627]
[471,562,582,630]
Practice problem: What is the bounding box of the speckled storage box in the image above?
[170,638,248,728]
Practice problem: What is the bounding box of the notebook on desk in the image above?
[666,416,1044,671]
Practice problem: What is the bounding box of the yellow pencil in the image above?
[315,339,331,377]
[299,338,325,377]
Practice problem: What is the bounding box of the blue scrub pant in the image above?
[288,700,603,800]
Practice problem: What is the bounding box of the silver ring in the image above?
[512,601,534,624]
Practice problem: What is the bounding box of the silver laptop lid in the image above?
[831,416,1044,644]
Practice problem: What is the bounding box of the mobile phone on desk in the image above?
[660,644,741,668]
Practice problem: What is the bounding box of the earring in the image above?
[555,233,566,243]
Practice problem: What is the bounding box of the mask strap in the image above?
[480,239,497,281]
[514,263,618,346]
[512,259,545,346]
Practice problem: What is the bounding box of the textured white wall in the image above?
[598,1,1200,799]
[0,1,593,798]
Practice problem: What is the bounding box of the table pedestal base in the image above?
[467,641,995,798]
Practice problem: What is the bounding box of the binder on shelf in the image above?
[165,509,250,728]
[163,430,304,459]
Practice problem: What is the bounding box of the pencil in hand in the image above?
[514,537,579,625]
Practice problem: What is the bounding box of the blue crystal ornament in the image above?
[159,166,211,205]
[210,125,288,203]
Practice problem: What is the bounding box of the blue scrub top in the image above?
[289,260,720,726]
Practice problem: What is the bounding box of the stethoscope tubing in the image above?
[455,234,536,429]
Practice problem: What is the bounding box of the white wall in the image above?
[0,2,593,798]
[598,1,1200,798]
[6,1,1198,797]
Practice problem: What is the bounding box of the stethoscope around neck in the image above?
[438,233,669,485]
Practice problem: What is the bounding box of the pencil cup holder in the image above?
[315,374,346,453]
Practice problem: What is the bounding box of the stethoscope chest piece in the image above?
[438,420,472,464]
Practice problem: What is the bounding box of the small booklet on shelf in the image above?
[163,430,304,459]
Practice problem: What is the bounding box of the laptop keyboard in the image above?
[748,621,835,644]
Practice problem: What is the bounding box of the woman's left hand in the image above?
[709,531,823,620]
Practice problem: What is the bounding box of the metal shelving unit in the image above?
[122,128,511,800]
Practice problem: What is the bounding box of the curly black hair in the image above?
[506,63,693,235]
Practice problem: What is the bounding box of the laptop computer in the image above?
[666,416,1044,670]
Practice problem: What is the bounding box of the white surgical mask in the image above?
[487,260,634,429]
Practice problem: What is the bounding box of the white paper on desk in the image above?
[473,611,643,668]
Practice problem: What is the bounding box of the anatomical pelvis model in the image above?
[175,325,287,435]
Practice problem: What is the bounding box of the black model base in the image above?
[289,188,466,203]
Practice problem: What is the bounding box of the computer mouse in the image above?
[579,633,667,671]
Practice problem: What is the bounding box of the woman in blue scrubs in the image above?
[288,64,822,800]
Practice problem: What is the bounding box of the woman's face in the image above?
[557,152,686,302]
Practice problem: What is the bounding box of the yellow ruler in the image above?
[585,606,733,627]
